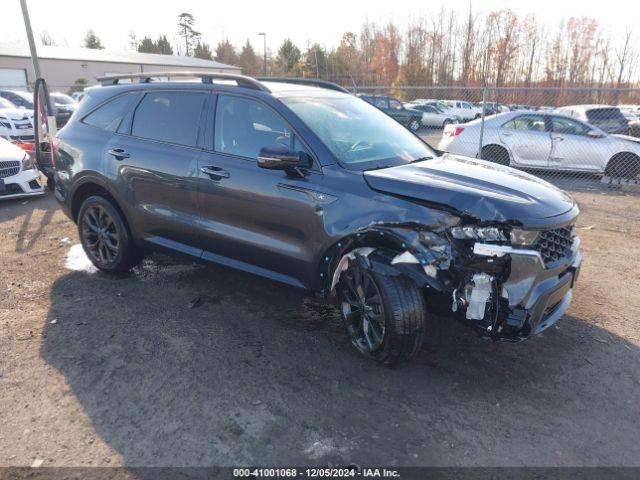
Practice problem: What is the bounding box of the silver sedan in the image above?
[404,102,460,128]
[438,111,640,178]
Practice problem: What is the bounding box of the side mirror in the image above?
[587,129,603,138]
[257,144,301,171]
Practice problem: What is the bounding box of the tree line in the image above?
[76,8,638,91]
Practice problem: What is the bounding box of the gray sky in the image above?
[2,0,636,53]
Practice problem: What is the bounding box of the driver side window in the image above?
[214,95,291,159]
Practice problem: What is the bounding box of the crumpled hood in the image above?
[0,108,33,121]
[364,154,576,225]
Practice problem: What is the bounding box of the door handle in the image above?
[502,132,513,137]
[107,148,130,160]
[552,136,564,142]
[200,166,230,179]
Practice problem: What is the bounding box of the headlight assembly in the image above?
[21,152,36,171]
[509,229,540,246]
[450,226,507,242]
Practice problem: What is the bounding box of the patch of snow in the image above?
[65,244,97,273]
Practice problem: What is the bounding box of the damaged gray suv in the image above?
[53,73,581,365]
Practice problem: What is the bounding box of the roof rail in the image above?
[96,71,270,92]
[256,77,350,94]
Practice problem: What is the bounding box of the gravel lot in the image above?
[1,189,639,467]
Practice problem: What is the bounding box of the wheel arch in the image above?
[480,143,512,163]
[605,151,640,174]
[70,179,135,238]
[311,225,453,297]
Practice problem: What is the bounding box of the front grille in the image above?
[0,160,20,178]
[533,225,575,266]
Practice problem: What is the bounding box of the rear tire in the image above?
[338,256,426,365]
[77,195,142,273]
[605,153,640,179]
[480,144,511,166]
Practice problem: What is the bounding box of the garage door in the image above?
[0,69,28,88]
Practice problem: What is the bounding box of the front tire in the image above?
[338,257,426,365]
[77,195,142,273]
[605,153,640,179]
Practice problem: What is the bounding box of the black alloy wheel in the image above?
[81,204,120,265]
[340,266,386,354]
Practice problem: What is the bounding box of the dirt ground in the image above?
[0,189,639,468]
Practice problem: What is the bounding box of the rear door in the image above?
[195,93,325,288]
[106,89,207,251]
[498,114,552,167]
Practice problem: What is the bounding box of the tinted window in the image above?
[214,95,290,159]
[83,94,134,132]
[132,92,206,147]
[551,116,591,136]
[503,115,547,132]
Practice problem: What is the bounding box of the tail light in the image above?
[50,137,60,168]
[445,126,465,137]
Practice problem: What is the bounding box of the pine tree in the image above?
[238,40,261,75]
[193,41,213,60]
[84,29,104,49]
[177,13,200,56]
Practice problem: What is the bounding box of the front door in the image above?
[196,93,325,289]
[549,116,609,171]
[498,114,552,167]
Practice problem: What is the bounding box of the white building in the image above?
[0,43,241,92]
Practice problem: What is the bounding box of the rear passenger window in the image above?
[83,94,133,132]
[131,92,206,147]
[214,95,291,159]
[503,115,547,132]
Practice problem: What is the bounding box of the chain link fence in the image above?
[4,81,640,194]
[356,85,640,194]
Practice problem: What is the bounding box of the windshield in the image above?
[283,94,435,169]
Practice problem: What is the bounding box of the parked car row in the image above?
[0,89,78,128]
[438,110,640,179]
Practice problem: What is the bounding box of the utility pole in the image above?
[19,0,42,79]
[258,32,267,76]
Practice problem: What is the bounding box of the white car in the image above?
[618,104,640,121]
[438,111,640,178]
[554,105,629,135]
[0,97,35,142]
[0,137,44,200]
[440,100,483,122]
[404,102,460,128]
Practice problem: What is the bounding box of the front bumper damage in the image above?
[468,239,581,340]
[327,222,581,342]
